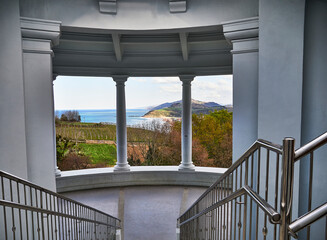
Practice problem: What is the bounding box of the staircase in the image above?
[0,170,121,239]
[178,132,327,240]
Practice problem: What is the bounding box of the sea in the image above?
[55,109,155,126]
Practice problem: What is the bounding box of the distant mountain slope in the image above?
[143,99,226,118]
[150,100,180,111]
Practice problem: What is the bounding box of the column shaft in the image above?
[20,17,61,191]
[113,76,130,171]
[52,76,61,176]
[179,76,195,171]
[23,43,57,190]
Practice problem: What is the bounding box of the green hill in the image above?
[143,99,226,118]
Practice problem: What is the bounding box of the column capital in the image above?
[222,17,259,54]
[53,74,58,81]
[21,18,61,57]
[179,75,195,84]
[112,75,128,85]
[20,17,61,47]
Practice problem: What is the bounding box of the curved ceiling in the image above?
[53,26,232,77]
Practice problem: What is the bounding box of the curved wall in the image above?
[20,0,258,32]
[57,166,225,240]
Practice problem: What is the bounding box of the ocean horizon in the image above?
[56,109,155,126]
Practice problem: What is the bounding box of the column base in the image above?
[55,166,61,177]
[178,163,195,171]
[114,163,131,172]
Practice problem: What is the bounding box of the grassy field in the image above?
[78,143,116,165]
[56,122,154,142]
[56,122,117,141]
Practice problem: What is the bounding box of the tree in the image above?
[127,109,232,168]
[192,109,232,167]
[60,110,81,122]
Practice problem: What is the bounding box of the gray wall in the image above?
[258,0,306,147]
[0,0,28,179]
[258,1,306,239]
[63,185,206,240]
[300,1,327,239]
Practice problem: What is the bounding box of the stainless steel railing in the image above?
[288,203,327,238]
[0,170,121,240]
[178,139,283,240]
[178,132,327,240]
[288,131,327,239]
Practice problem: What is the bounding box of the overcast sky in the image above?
[54,75,233,110]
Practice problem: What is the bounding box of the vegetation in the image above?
[56,122,153,142]
[128,109,232,168]
[78,143,116,165]
[57,110,81,122]
[56,135,115,170]
[56,109,233,170]
[56,135,91,171]
[192,109,232,167]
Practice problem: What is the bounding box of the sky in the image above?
[54,75,233,110]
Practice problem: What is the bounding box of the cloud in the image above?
[148,75,233,105]
[193,75,233,105]
[131,78,147,83]
[160,84,181,94]
[151,77,180,84]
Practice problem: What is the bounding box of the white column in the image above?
[179,75,195,171]
[113,76,130,171]
[223,17,259,161]
[21,17,61,191]
[52,75,61,177]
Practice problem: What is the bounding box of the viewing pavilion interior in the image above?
[1,0,327,239]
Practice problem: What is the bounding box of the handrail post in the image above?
[279,137,295,240]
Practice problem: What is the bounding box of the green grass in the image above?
[78,143,117,165]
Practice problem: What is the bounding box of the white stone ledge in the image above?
[56,166,226,193]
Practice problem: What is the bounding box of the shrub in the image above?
[58,152,91,170]
[56,135,75,162]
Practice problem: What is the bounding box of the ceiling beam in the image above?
[179,32,189,61]
[112,33,122,61]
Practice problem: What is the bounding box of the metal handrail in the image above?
[179,185,280,227]
[0,199,118,227]
[288,203,327,238]
[294,131,327,161]
[0,170,120,221]
[179,139,282,219]
[178,132,327,240]
[0,170,121,239]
